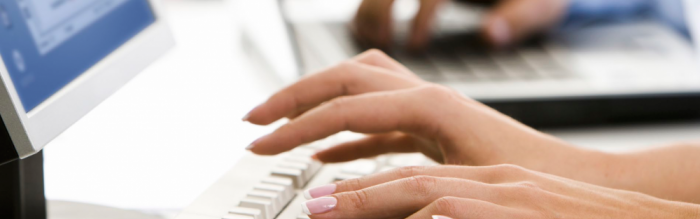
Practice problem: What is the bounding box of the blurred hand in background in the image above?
[353,0,569,51]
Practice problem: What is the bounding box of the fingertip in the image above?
[244,105,279,125]
[484,16,511,48]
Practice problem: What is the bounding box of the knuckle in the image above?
[333,61,359,78]
[336,60,357,70]
[494,164,528,176]
[433,197,460,216]
[418,85,466,103]
[343,190,370,210]
[481,164,530,183]
[364,49,388,59]
[328,96,353,110]
[395,166,426,178]
[506,181,545,200]
[342,177,364,191]
[514,181,541,191]
[420,84,450,96]
[403,175,438,198]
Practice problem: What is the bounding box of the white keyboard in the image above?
[174,132,439,219]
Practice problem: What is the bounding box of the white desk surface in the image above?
[41,0,700,217]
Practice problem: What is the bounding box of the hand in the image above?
[245,50,700,204]
[353,0,569,50]
[244,49,583,169]
[300,165,700,218]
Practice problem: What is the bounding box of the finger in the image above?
[312,133,422,163]
[331,165,535,195]
[407,0,446,51]
[406,197,518,219]
[304,176,499,218]
[482,0,567,47]
[353,49,418,78]
[245,60,422,125]
[248,86,441,155]
[353,0,395,49]
[285,50,423,120]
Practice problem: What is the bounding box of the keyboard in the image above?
[324,22,577,84]
[174,132,439,219]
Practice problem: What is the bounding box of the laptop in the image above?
[241,0,700,128]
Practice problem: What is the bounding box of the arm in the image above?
[599,143,700,203]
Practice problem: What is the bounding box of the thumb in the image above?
[482,0,568,47]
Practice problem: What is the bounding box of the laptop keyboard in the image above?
[324,22,576,83]
[391,38,576,83]
[175,133,439,219]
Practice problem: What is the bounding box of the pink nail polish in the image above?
[303,184,337,199]
[301,197,337,215]
[432,215,453,219]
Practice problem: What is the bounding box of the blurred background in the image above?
[40,0,700,218]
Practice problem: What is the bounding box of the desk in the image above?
[41,0,700,218]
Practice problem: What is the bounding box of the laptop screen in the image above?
[0,0,155,112]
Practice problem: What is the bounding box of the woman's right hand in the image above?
[244,49,585,170]
[353,0,569,50]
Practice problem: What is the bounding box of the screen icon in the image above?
[13,50,25,73]
[0,5,11,29]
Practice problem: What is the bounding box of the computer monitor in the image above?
[0,0,174,165]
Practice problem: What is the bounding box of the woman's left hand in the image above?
[301,165,700,219]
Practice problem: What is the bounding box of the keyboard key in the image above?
[290,148,317,156]
[334,173,362,182]
[388,154,426,167]
[279,161,314,181]
[341,160,378,176]
[254,183,294,205]
[248,190,282,214]
[271,167,305,188]
[297,215,310,219]
[229,207,262,219]
[239,197,274,219]
[222,214,255,219]
[285,156,322,178]
[261,176,294,192]
[378,166,397,173]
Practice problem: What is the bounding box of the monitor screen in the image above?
[0,0,155,112]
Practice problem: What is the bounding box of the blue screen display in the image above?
[0,0,155,112]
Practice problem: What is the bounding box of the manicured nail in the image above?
[303,184,337,199]
[301,197,337,215]
[246,135,268,150]
[487,16,510,47]
[432,216,453,219]
[242,104,263,122]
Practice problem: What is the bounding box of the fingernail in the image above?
[301,197,337,215]
[487,16,510,47]
[246,135,268,150]
[242,104,263,122]
[432,216,453,219]
[310,154,320,161]
[303,184,337,199]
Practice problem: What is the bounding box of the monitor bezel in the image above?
[0,0,175,159]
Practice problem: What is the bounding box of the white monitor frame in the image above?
[0,0,175,159]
